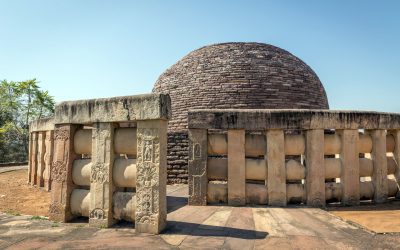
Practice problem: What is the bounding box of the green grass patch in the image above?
[4,209,21,216]
[29,215,48,220]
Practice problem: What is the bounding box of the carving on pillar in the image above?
[49,202,62,215]
[91,163,109,184]
[54,129,69,141]
[90,208,105,219]
[51,161,66,182]
[136,129,160,227]
[193,143,201,159]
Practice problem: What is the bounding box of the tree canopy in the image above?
[0,79,55,163]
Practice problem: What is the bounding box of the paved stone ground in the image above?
[1,184,400,249]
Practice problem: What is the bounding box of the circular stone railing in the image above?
[187,109,400,207]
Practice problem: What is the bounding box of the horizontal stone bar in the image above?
[286,184,305,204]
[207,133,266,157]
[113,192,136,222]
[113,159,137,188]
[114,128,137,155]
[29,117,54,132]
[246,183,268,205]
[359,134,372,153]
[325,182,342,201]
[360,179,398,200]
[74,129,92,155]
[325,158,341,179]
[70,189,90,217]
[207,182,228,203]
[72,159,91,186]
[55,94,171,124]
[188,109,400,130]
[324,134,341,155]
[286,160,306,181]
[359,157,396,177]
[285,134,305,155]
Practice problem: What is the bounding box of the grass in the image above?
[29,215,48,220]
[51,223,59,227]
[4,209,21,216]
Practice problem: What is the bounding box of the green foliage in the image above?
[29,215,48,220]
[0,79,55,163]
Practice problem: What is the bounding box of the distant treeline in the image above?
[0,79,55,163]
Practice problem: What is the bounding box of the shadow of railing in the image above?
[167,196,188,213]
[163,221,268,239]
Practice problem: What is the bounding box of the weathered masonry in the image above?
[188,109,400,207]
[28,117,55,191]
[29,94,171,234]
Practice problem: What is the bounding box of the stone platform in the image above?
[1,185,400,249]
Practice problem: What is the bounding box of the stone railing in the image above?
[188,109,400,207]
[28,117,55,191]
[32,94,171,234]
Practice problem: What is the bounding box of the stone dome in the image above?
[153,42,329,132]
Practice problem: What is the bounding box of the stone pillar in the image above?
[370,130,388,203]
[188,129,208,206]
[391,130,400,185]
[36,132,46,187]
[135,120,167,234]
[305,129,325,207]
[44,130,54,191]
[339,130,360,205]
[30,132,38,186]
[49,124,79,222]
[28,132,32,184]
[89,123,115,227]
[228,129,246,206]
[266,130,286,206]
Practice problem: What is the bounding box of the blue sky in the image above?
[1,1,399,112]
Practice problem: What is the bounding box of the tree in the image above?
[0,79,55,163]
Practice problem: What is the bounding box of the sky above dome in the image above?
[1,1,399,112]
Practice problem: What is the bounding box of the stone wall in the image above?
[167,132,189,184]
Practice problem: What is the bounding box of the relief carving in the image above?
[91,163,109,183]
[49,202,62,214]
[51,161,66,182]
[54,129,69,141]
[193,143,201,159]
[90,208,105,219]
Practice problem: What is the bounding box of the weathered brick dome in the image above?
[153,42,329,183]
[153,42,329,132]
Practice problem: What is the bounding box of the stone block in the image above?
[228,129,246,206]
[339,130,360,205]
[305,129,325,207]
[266,130,286,206]
[370,130,388,203]
[188,129,208,206]
[89,122,116,227]
[135,120,167,234]
[49,124,80,222]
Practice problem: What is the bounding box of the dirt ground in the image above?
[0,169,50,217]
[2,169,400,235]
[329,201,400,233]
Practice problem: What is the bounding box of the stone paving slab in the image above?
[1,184,400,249]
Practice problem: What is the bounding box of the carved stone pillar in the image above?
[370,129,388,203]
[266,129,286,206]
[36,132,46,187]
[49,124,79,222]
[305,129,325,207]
[30,132,38,186]
[390,130,400,188]
[28,132,32,184]
[135,120,167,234]
[89,122,115,227]
[188,129,208,205]
[339,129,360,205]
[44,130,54,191]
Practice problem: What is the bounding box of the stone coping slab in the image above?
[188,109,400,130]
[29,117,54,132]
[54,94,171,124]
